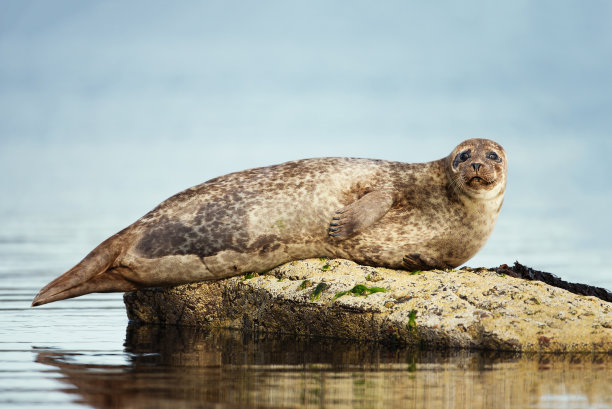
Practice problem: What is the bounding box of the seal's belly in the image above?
[334,212,492,269]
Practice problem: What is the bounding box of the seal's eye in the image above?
[487,152,501,162]
[452,149,471,169]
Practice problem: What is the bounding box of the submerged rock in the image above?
[124,258,611,352]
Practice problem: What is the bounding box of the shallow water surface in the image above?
[3,316,611,409]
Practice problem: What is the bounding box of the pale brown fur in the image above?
[32,138,507,306]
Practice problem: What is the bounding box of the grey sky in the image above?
[2,1,611,146]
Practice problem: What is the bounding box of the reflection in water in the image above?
[34,324,611,409]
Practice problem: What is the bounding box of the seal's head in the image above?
[447,138,507,200]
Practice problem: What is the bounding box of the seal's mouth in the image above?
[468,176,494,187]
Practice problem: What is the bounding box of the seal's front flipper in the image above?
[328,190,395,240]
[402,253,447,271]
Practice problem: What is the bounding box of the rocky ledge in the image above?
[124,258,611,352]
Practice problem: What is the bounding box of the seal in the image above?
[32,138,507,306]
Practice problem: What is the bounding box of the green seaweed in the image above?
[321,264,331,271]
[319,257,328,262]
[408,310,417,332]
[410,270,422,275]
[333,284,388,300]
[310,282,328,301]
[243,272,255,280]
[299,280,308,290]
[408,359,417,372]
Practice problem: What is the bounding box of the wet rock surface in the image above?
[124,258,611,352]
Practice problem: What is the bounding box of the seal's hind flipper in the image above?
[31,232,136,306]
[328,190,395,240]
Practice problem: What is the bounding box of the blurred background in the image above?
[1,0,611,289]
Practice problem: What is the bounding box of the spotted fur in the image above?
[32,138,506,306]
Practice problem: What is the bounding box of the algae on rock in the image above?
[124,258,611,352]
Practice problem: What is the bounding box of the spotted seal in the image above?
[32,138,507,306]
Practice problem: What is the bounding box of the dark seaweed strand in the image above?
[493,262,612,303]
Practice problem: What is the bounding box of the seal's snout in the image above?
[467,176,494,187]
[472,163,482,172]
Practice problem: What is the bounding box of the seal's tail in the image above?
[31,234,137,306]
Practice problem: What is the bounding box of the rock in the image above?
[124,258,612,352]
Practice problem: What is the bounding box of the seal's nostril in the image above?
[472,163,481,172]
